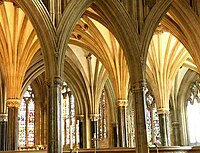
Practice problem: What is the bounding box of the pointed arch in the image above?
[178,70,199,145]
[14,0,56,81]
[169,0,200,71]
[57,0,93,77]
[94,0,142,84]
[141,0,172,66]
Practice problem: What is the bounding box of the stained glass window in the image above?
[145,87,161,146]
[61,82,79,148]
[127,101,135,147]
[187,80,200,145]
[19,85,35,147]
[98,88,107,139]
[19,99,26,146]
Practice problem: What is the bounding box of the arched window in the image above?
[145,87,161,146]
[187,80,200,145]
[19,85,35,147]
[98,88,107,139]
[61,82,79,148]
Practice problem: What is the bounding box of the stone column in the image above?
[172,121,180,146]
[112,123,117,147]
[77,115,84,148]
[48,77,62,153]
[7,99,20,150]
[89,114,99,148]
[157,109,170,146]
[0,114,8,151]
[116,99,128,147]
[131,81,149,153]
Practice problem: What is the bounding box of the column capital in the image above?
[116,99,128,107]
[77,115,84,122]
[157,108,170,115]
[6,99,21,108]
[155,24,166,35]
[89,114,99,121]
[0,114,8,121]
[172,121,180,126]
[131,79,147,92]
[54,76,63,85]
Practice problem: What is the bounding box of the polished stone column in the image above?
[172,121,180,146]
[7,99,20,150]
[131,81,149,153]
[112,123,117,147]
[158,109,170,146]
[77,115,84,148]
[48,77,62,153]
[0,114,7,151]
[116,100,128,147]
[89,114,99,148]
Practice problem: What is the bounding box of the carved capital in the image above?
[116,99,128,107]
[6,99,21,108]
[77,115,84,122]
[54,52,59,59]
[154,24,166,35]
[89,114,99,121]
[0,114,8,121]
[157,108,170,115]
[131,79,147,92]
[54,76,62,85]
[172,121,179,126]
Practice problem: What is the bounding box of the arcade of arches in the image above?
[1,0,200,153]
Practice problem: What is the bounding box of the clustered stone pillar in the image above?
[116,99,128,147]
[157,109,170,146]
[7,99,20,150]
[48,77,62,153]
[0,114,8,150]
[89,114,99,148]
[77,115,84,148]
[132,81,149,153]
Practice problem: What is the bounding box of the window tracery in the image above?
[61,82,79,148]
[19,85,35,147]
[187,80,200,145]
[145,87,161,146]
[98,88,107,139]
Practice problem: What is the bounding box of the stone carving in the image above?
[6,99,21,108]
[89,114,99,121]
[0,114,8,121]
[116,99,128,107]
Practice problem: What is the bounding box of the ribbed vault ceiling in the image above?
[146,31,197,113]
[0,1,40,99]
[66,45,108,114]
[70,7,130,100]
